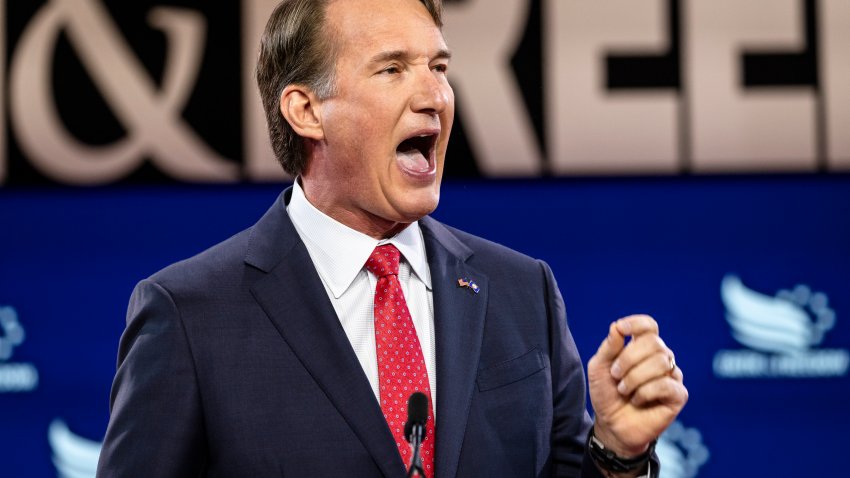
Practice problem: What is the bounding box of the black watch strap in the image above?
[586,427,655,474]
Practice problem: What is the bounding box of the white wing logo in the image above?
[720,275,835,355]
[715,275,846,378]
[656,421,710,478]
[48,419,102,478]
[0,306,26,361]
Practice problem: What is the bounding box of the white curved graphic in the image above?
[721,275,816,355]
[48,419,102,478]
[656,421,709,478]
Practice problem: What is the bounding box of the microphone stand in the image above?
[406,423,426,478]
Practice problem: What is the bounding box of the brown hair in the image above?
[255,0,444,176]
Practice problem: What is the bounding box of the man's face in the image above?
[303,0,454,238]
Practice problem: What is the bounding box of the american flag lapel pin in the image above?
[457,277,480,294]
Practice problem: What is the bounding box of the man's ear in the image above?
[280,85,324,141]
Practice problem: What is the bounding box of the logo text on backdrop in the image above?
[713,275,849,378]
[0,306,39,392]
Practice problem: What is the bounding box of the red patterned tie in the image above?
[365,244,435,476]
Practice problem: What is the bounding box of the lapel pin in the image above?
[457,277,480,294]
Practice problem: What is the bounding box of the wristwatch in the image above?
[586,427,655,474]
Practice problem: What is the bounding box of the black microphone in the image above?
[404,392,428,478]
[404,392,428,441]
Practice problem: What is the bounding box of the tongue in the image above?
[396,147,430,173]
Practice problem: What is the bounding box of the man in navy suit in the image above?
[97,0,687,476]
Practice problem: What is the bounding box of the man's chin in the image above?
[394,194,440,222]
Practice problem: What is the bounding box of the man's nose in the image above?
[410,70,450,114]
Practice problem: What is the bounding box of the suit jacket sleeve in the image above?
[541,261,658,478]
[97,279,207,477]
[538,260,596,477]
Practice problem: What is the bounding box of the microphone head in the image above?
[404,392,428,442]
[408,392,428,423]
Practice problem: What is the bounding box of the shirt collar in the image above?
[286,179,432,298]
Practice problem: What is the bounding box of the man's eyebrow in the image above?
[434,49,452,61]
[368,49,452,64]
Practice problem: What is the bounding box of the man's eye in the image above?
[381,65,401,74]
[432,64,448,74]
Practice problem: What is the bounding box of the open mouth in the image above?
[395,133,438,175]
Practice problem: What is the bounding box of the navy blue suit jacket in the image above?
[97,189,613,477]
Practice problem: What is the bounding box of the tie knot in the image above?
[365,244,400,278]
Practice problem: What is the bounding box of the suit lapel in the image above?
[420,218,489,478]
[245,191,404,478]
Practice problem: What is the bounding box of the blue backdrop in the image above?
[1,176,848,476]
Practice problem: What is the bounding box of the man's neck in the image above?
[298,178,412,240]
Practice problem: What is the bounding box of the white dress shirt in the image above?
[286,180,437,412]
